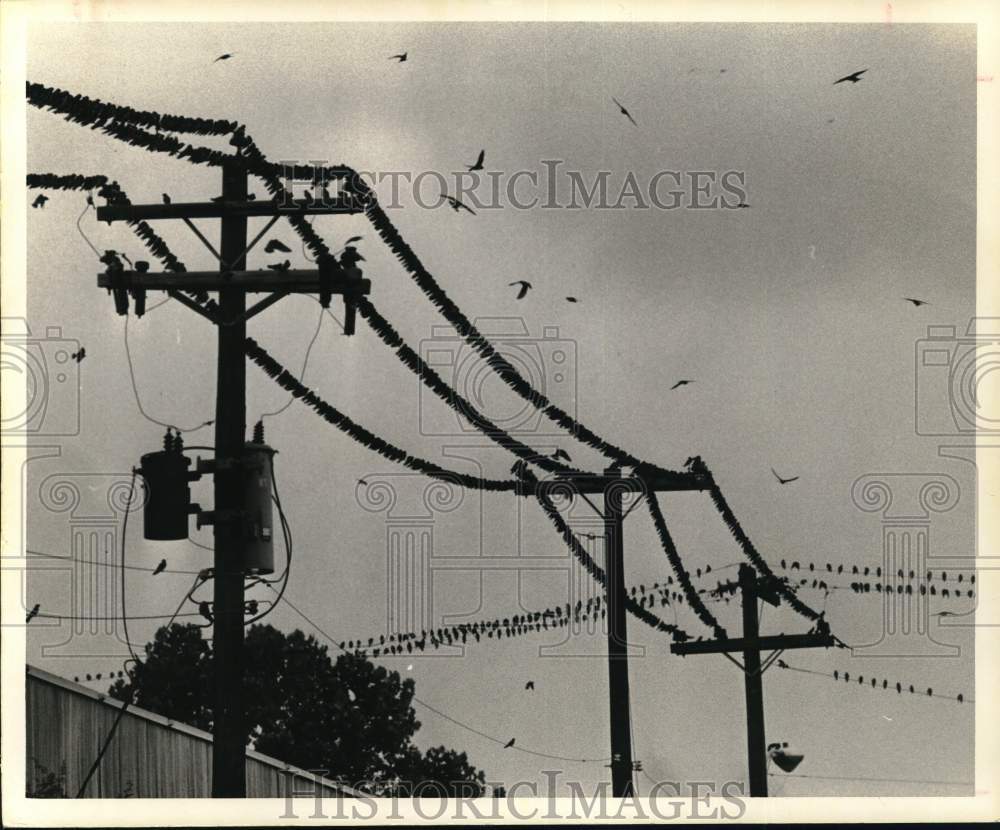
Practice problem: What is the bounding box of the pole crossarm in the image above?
[550,470,709,494]
[670,631,835,656]
[96,198,363,223]
[98,269,371,295]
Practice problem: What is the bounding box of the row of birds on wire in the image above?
[776,660,971,705]
[774,559,975,583]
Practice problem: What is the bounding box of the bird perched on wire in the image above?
[508,280,532,300]
[71,347,86,363]
[32,194,48,209]
[445,195,476,215]
[264,239,291,254]
[466,150,485,171]
[267,260,291,272]
[503,738,516,748]
[670,379,694,390]
[340,246,365,269]
[152,559,167,576]
[552,448,572,463]
[612,97,638,126]
[26,603,40,623]
[389,52,408,62]
[834,68,867,84]
[199,601,214,623]
[162,193,171,204]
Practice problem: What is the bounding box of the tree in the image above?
[110,623,492,795]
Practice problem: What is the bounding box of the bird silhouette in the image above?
[525,681,535,690]
[267,260,291,272]
[503,738,515,748]
[566,296,579,303]
[343,236,363,247]
[210,195,226,203]
[466,150,485,171]
[71,348,86,363]
[358,479,368,487]
[904,297,929,307]
[199,601,213,623]
[264,239,292,254]
[552,448,571,463]
[834,69,867,84]
[86,194,95,207]
[771,468,800,485]
[162,193,171,204]
[612,97,637,126]
[736,201,751,208]
[26,603,40,623]
[445,195,476,215]
[32,194,48,209]
[214,53,233,63]
[509,280,533,300]
[389,52,408,62]
[152,559,167,576]
[670,379,693,390]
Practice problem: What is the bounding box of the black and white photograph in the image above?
[2,1,997,825]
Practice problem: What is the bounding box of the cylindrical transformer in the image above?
[139,449,192,541]
[241,442,277,575]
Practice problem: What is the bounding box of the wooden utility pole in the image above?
[603,466,634,797]
[670,564,835,797]
[95,172,369,798]
[553,466,711,797]
[213,161,249,796]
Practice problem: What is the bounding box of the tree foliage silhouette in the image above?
[109,623,490,795]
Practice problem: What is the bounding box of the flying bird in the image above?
[525,681,535,690]
[566,296,578,303]
[503,738,516,748]
[771,468,800,485]
[71,348,86,363]
[358,479,368,487]
[904,297,929,307]
[389,52,408,62]
[552,448,572,463]
[26,603,40,623]
[670,379,694,390]
[152,559,167,576]
[509,280,533,300]
[834,69,867,84]
[612,97,637,126]
[267,260,291,272]
[466,150,485,171]
[214,53,233,63]
[445,195,476,215]
[264,239,292,254]
[343,236,363,246]
[32,194,48,209]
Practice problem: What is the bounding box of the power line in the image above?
[776,661,973,704]
[769,771,972,787]
[26,549,202,575]
[268,585,611,764]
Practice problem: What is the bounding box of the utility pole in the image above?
[552,466,711,798]
[96,172,369,798]
[603,466,634,797]
[670,563,836,797]
[213,161,249,797]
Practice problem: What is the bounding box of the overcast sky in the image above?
[20,21,978,797]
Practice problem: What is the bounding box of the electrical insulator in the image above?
[240,441,277,575]
[139,431,193,541]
